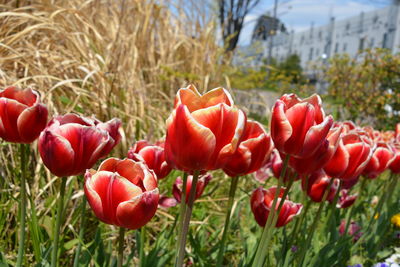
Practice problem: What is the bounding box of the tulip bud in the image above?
[39,114,121,177]
[84,158,159,230]
[172,173,212,203]
[302,170,339,203]
[223,120,273,177]
[324,131,373,180]
[165,85,246,172]
[336,189,358,209]
[128,140,172,179]
[363,142,394,179]
[0,86,48,143]
[271,93,333,159]
[250,186,302,227]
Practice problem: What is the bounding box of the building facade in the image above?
[264,4,400,70]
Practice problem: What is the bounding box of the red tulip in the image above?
[271,93,333,159]
[39,114,121,177]
[223,120,273,176]
[289,126,343,174]
[362,142,394,179]
[128,140,172,179]
[0,86,48,143]
[172,173,212,203]
[390,143,400,173]
[84,158,159,230]
[301,170,339,203]
[336,189,358,209]
[324,131,372,180]
[339,220,362,242]
[250,186,302,227]
[165,85,246,171]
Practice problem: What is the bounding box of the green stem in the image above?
[216,176,239,267]
[140,227,145,267]
[175,171,199,267]
[298,178,334,267]
[73,194,87,267]
[281,200,311,267]
[51,178,67,267]
[16,144,28,267]
[344,178,367,236]
[175,173,188,258]
[253,155,290,267]
[117,227,125,267]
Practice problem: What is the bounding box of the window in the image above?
[382,33,388,48]
[343,43,347,52]
[334,42,339,53]
[309,47,314,60]
[359,37,365,51]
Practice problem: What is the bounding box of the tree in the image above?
[218,0,261,52]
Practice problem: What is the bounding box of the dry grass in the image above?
[0,0,229,264]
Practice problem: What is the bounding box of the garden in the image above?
[0,1,399,267]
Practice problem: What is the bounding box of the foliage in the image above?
[323,49,400,129]
[228,54,309,93]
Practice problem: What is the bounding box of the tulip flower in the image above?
[289,126,343,174]
[324,131,373,180]
[268,150,298,183]
[336,189,358,209]
[363,142,394,179]
[339,220,362,242]
[165,85,246,171]
[84,158,159,230]
[302,170,339,203]
[270,93,333,159]
[128,140,172,179]
[39,114,121,177]
[223,120,273,177]
[250,186,302,227]
[389,143,400,173]
[0,86,48,143]
[172,173,212,203]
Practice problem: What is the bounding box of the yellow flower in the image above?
[391,213,400,228]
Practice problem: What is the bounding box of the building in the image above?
[264,4,400,71]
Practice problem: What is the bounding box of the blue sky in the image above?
[239,0,391,46]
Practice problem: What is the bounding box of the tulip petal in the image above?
[116,188,159,230]
[299,115,333,158]
[57,124,109,172]
[0,86,37,106]
[88,171,143,225]
[270,100,293,152]
[17,103,48,143]
[324,140,350,178]
[284,103,316,156]
[0,98,26,142]
[38,131,75,177]
[165,104,216,171]
[191,104,245,169]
